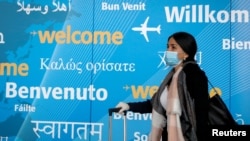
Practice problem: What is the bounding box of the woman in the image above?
[116,31,209,141]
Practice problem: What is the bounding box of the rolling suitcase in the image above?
[108,108,127,141]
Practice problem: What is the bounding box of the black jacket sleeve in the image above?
[127,100,152,114]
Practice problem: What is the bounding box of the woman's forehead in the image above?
[168,38,179,46]
[168,37,178,44]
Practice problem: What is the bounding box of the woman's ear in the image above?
[183,53,189,60]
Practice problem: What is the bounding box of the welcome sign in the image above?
[0,0,249,140]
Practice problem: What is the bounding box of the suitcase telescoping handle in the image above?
[108,107,127,116]
[108,107,127,141]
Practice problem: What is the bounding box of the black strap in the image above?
[208,80,219,95]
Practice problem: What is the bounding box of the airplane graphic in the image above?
[132,17,161,42]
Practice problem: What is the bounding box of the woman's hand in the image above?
[115,102,129,114]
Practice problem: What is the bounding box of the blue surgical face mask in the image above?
[165,51,182,66]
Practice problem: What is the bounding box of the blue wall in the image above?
[0,0,249,140]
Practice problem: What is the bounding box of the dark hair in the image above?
[168,32,197,61]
